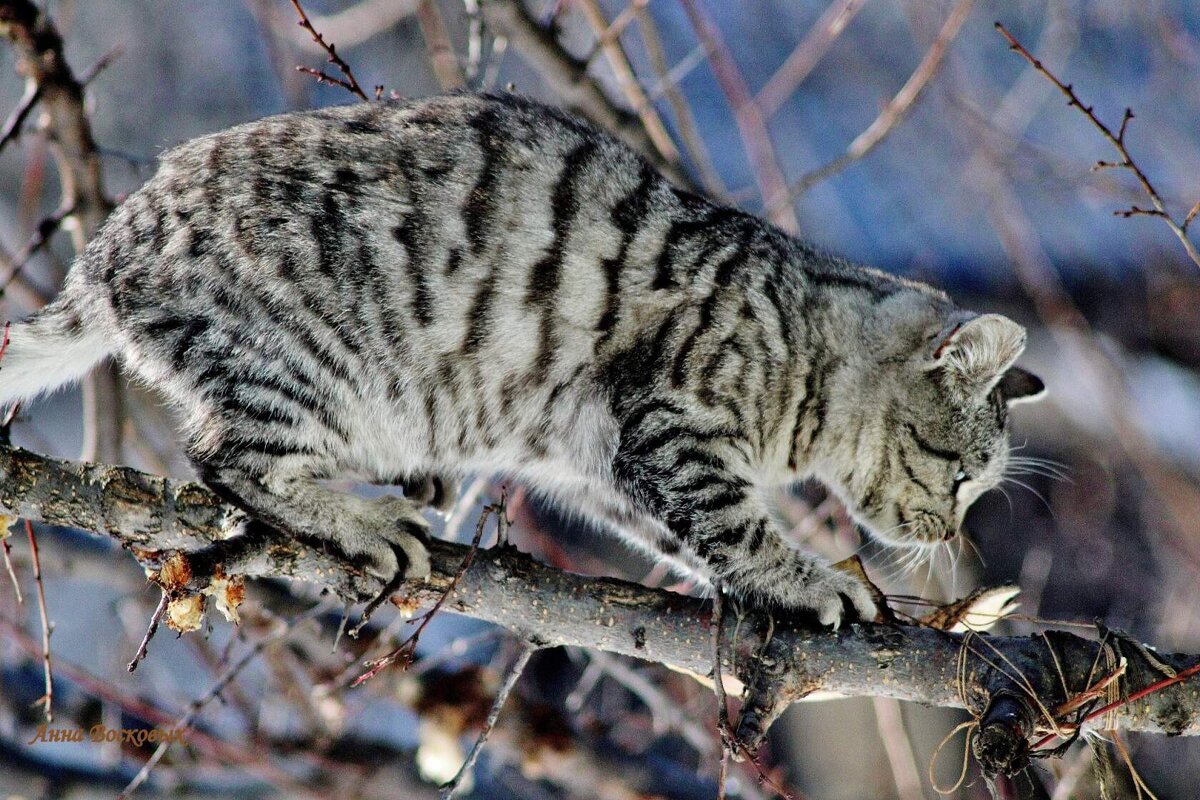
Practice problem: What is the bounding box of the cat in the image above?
[0,92,1044,626]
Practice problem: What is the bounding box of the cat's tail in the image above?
[0,283,114,409]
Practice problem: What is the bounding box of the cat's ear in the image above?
[928,314,1027,397]
[997,366,1045,404]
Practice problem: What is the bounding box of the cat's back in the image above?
[88,93,679,338]
[77,93,709,456]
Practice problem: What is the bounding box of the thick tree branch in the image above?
[1,444,1198,780]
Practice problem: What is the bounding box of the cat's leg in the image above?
[611,411,875,626]
[560,485,709,585]
[192,450,431,595]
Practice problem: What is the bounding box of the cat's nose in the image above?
[943,527,957,541]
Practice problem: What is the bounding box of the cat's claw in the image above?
[348,495,432,596]
[762,562,877,628]
[815,568,877,627]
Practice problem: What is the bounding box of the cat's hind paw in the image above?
[340,496,432,600]
[399,472,459,514]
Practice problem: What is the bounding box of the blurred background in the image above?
[1,0,1199,797]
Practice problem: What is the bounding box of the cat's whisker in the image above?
[996,484,1015,519]
[1008,453,1069,470]
[959,531,985,568]
[1006,455,1073,483]
[1005,465,1072,483]
[893,542,935,583]
[1003,476,1055,515]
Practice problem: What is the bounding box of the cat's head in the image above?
[817,307,1045,549]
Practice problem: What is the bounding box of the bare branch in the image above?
[574,0,680,166]
[288,0,370,102]
[416,0,466,91]
[117,604,331,800]
[0,203,73,295]
[440,642,534,799]
[283,0,418,53]
[0,0,120,465]
[755,0,869,117]
[632,4,727,199]
[995,21,1200,270]
[0,79,40,153]
[780,0,975,205]
[1,525,21,604]
[477,0,688,187]
[0,0,112,239]
[126,591,169,673]
[677,0,799,232]
[1,442,1199,788]
[25,519,53,722]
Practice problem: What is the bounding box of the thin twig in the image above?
[127,591,170,672]
[1032,660,1200,752]
[780,0,975,206]
[995,22,1200,271]
[0,79,41,153]
[583,0,645,65]
[0,204,73,294]
[288,0,370,102]
[0,460,20,599]
[352,498,499,684]
[477,0,688,186]
[1,535,20,604]
[440,642,535,799]
[581,650,714,753]
[712,585,732,799]
[755,0,868,117]
[574,0,680,166]
[282,0,418,53]
[25,519,53,721]
[632,4,726,198]
[116,603,330,800]
[644,42,708,102]
[677,0,799,231]
[77,44,123,86]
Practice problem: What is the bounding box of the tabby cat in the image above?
[0,93,1043,626]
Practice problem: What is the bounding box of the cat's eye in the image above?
[952,470,970,492]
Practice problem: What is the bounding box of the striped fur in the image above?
[0,93,1043,624]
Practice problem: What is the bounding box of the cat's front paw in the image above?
[801,564,877,627]
[738,561,877,628]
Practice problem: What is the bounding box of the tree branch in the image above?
[1,444,1198,781]
[778,0,974,206]
[0,0,122,465]
[995,21,1200,272]
[476,0,688,188]
[0,0,112,239]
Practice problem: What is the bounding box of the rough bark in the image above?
[1,444,1198,779]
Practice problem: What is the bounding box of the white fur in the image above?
[0,319,113,408]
